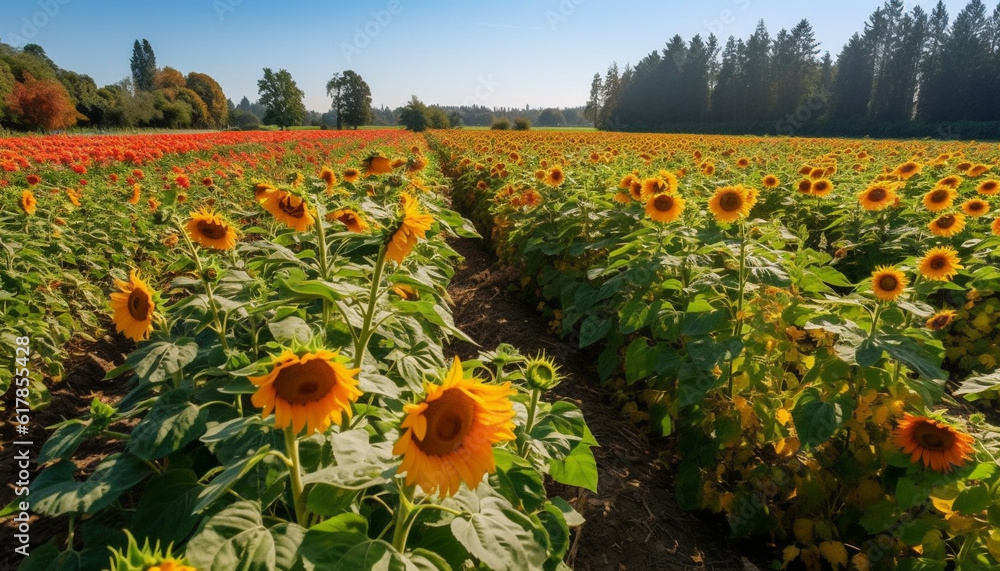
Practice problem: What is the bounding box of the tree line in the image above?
[585,0,1000,137]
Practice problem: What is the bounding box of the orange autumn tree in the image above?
[7,72,81,130]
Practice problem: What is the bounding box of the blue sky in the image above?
[0,0,972,112]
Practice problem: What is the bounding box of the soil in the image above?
[444,236,764,571]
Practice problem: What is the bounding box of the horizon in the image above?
[0,0,973,113]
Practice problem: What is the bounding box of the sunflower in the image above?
[810,178,833,197]
[185,207,238,250]
[387,193,433,265]
[708,185,753,223]
[66,188,81,207]
[796,179,813,194]
[926,309,957,330]
[392,356,516,497]
[543,166,565,187]
[612,191,631,204]
[892,161,922,180]
[918,246,963,281]
[975,179,998,195]
[870,266,907,301]
[927,213,965,237]
[407,156,428,173]
[923,187,957,212]
[645,193,685,223]
[333,168,358,185]
[640,177,669,199]
[363,154,393,176]
[253,182,277,202]
[319,166,337,193]
[961,198,990,217]
[250,349,362,435]
[858,182,897,211]
[20,190,37,215]
[326,208,369,233]
[128,184,141,205]
[992,216,1000,236]
[262,190,315,232]
[762,174,780,188]
[894,414,974,473]
[109,270,156,342]
[936,175,963,189]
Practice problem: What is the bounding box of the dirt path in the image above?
[444,236,762,571]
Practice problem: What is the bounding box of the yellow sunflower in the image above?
[640,177,669,200]
[975,179,998,195]
[927,212,966,237]
[858,182,897,211]
[645,193,685,223]
[253,182,277,202]
[20,190,37,215]
[894,414,974,473]
[892,160,922,180]
[392,356,516,497]
[363,155,393,176]
[387,193,433,265]
[343,168,361,183]
[185,207,238,250]
[708,185,753,223]
[109,270,156,342]
[762,174,780,188]
[936,175,962,189]
[923,186,957,212]
[810,178,833,197]
[992,216,1000,236]
[326,208,369,233]
[918,246,963,281]
[870,266,907,301]
[961,198,990,217]
[796,179,813,194]
[925,309,956,330]
[320,166,337,193]
[250,349,362,435]
[543,166,565,187]
[262,190,315,232]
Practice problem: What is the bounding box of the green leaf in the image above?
[329,540,411,571]
[186,501,280,571]
[450,496,548,571]
[194,446,272,513]
[624,338,658,384]
[131,469,204,548]
[32,454,149,517]
[408,548,453,571]
[952,484,992,515]
[37,419,90,464]
[548,444,598,493]
[493,449,546,512]
[681,309,728,336]
[127,389,210,460]
[537,502,571,562]
[792,388,845,449]
[268,315,313,344]
[955,369,1000,401]
[577,314,611,349]
[548,497,585,527]
[299,513,369,567]
[125,338,199,385]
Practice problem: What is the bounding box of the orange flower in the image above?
[20,190,37,215]
[387,193,433,264]
[894,414,974,473]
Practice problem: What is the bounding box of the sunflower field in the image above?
[431,130,1000,571]
[1,130,595,571]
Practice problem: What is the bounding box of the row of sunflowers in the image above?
[430,129,1000,571]
[1,130,594,571]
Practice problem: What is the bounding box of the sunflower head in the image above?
[20,190,37,215]
[387,193,434,265]
[894,413,974,473]
[262,190,315,232]
[363,154,394,176]
[709,185,753,223]
[927,212,966,237]
[543,166,565,187]
[110,270,157,342]
[859,182,897,211]
[108,530,196,571]
[918,246,963,281]
[923,186,957,212]
[343,168,361,183]
[186,207,238,250]
[796,179,813,194]
[326,208,369,233]
[926,309,956,331]
[976,179,998,195]
[524,352,562,390]
[810,178,833,197]
[392,356,516,497]
[762,174,780,188]
[645,192,685,223]
[870,265,908,302]
[961,198,990,217]
[250,349,362,435]
[892,161,922,180]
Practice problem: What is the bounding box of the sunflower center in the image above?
[901,164,916,174]
[719,192,743,212]
[930,257,946,270]
[127,290,152,321]
[929,189,948,202]
[197,219,228,239]
[417,388,476,456]
[341,213,357,225]
[814,182,829,193]
[868,187,887,202]
[968,201,984,212]
[653,194,675,212]
[912,422,951,450]
[280,196,306,218]
[983,182,997,191]
[273,359,336,405]
[936,215,956,229]
[877,274,898,292]
[929,314,951,329]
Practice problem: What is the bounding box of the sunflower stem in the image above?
[353,245,389,370]
[177,220,230,352]
[519,388,542,457]
[729,224,749,398]
[283,428,308,526]
[391,483,417,554]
